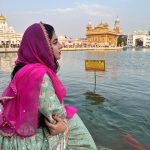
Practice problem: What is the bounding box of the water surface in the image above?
[0,48,150,150]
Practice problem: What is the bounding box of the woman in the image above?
[0,22,97,149]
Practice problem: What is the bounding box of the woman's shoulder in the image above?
[42,73,53,88]
[43,73,49,80]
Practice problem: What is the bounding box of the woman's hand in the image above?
[44,115,69,135]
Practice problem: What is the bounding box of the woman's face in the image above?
[50,32,62,60]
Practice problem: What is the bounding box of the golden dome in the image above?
[0,15,6,21]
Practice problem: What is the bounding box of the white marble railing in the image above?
[0,48,18,52]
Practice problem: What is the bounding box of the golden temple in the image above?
[86,17,120,46]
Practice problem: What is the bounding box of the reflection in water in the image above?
[84,90,105,105]
[0,53,16,72]
[110,123,149,150]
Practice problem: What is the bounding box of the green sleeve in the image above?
[39,74,65,124]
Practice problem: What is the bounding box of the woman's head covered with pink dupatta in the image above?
[15,22,59,73]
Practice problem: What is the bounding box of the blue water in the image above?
[0,48,150,150]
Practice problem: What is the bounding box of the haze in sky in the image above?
[0,0,149,38]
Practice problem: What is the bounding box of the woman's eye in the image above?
[53,42,57,44]
[53,40,58,45]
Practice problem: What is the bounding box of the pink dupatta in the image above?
[0,23,77,137]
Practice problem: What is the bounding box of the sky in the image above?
[0,0,150,38]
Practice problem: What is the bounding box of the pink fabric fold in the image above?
[64,106,78,119]
[0,64,77,137]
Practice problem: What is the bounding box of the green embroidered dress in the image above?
[0,74,97,150]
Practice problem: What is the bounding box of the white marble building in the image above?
[127,30,150,47]
[0,14,22,48]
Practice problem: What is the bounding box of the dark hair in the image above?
[11,63,25,80]
[43,24,55,39]
[11,23,59,80]
[43,23,60,72]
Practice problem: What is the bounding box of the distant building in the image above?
[0,14,22,48]
[113,16,121,34]
[86,17,120,47]
[127,30,150,47]
[58,35,88,48]
[127,34,133,46]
